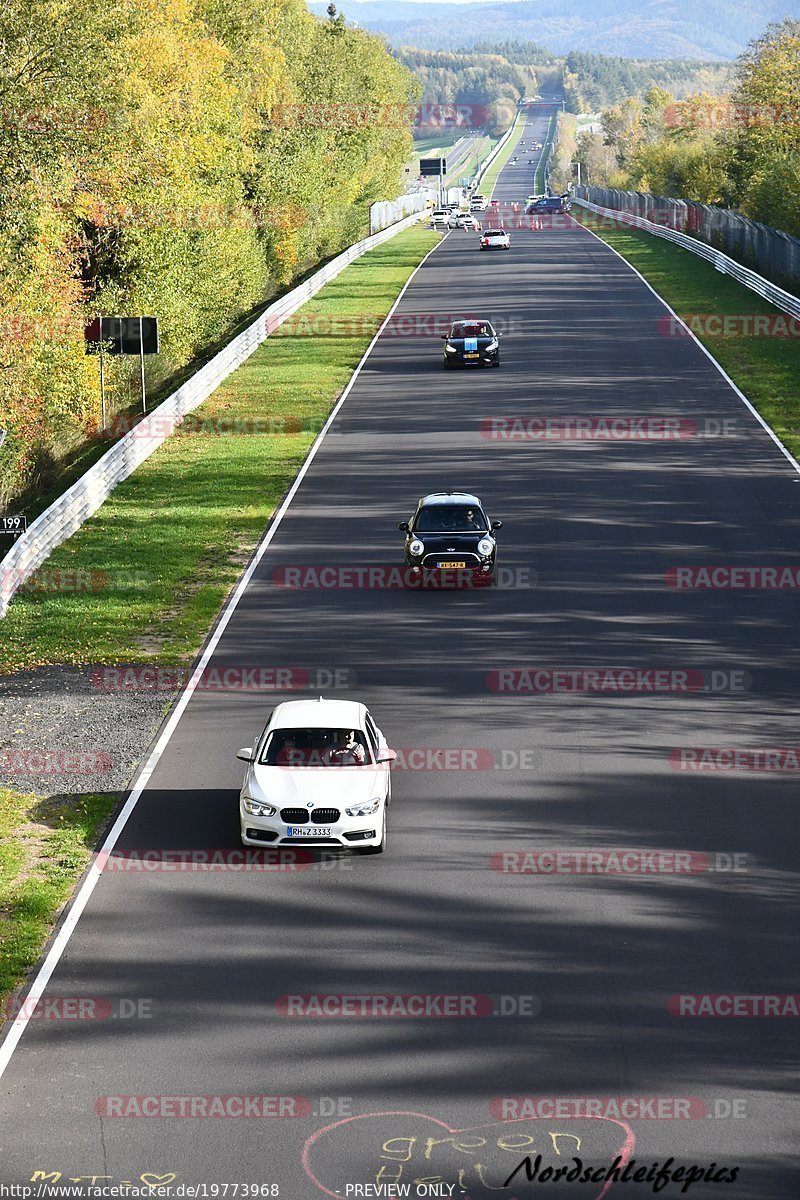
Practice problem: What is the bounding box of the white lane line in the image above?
[0,232,445,1082]
[577,217,800,476]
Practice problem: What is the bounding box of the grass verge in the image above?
[0,223,439,674]
[0,221,438,1009]
[0,788,119,1008]
[534,113,557,193]
[576,212,800,459]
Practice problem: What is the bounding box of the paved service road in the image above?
[1,105,798,1198]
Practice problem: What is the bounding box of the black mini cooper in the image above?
[441,319,501,368]
[398,492,503,586]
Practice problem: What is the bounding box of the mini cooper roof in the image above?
[417,492,483,508]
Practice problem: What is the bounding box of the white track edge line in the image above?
[578,218,800,476]
[0,231,444,1081]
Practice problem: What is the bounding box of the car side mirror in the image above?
[237,746,254,762]
[377,749,397,764]
[491,520,503,532]
[440,334,448,340]
[398,522,410,533]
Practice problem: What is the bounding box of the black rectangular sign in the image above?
[0,515,27,535]
[85,316,159,355]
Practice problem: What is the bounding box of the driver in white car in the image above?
[325,730,366,766]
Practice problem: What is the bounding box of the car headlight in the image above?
[345,798,381,817]
[445,343,458,353]
[409,538,424,557]
[486,339,498,351]
[243,797,277,817]
[477,537,495,557]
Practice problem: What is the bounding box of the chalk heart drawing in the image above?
[302,1111,635,1200]
[140,1175,178,1188]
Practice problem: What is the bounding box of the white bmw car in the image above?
[237,698,395,854]
[479,229,510,250]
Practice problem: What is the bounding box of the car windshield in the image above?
[485,231,505,237]
[450,322,492,338]
[414,505,488,533]
[259,727,372,767]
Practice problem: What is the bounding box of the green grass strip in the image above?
[576,212,800,459]
[0,224,439,674]
[534,112,557,193]
[482,112,526,199]
[0,788,118,1007]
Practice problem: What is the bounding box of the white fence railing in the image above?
[370,192,431,234]
[573,197,800,322]
[0,208,427,617]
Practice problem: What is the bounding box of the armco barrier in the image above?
[0,208,427,617]
[576,187,800,295]
[572,196,800,324]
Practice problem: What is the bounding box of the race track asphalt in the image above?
[1,104,798,1199]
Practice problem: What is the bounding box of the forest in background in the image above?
[551,20,800,238]
[0,0,416,506]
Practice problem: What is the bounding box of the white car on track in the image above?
[479,229,510,250]
[450,211,480,229]
[237,698,396,854]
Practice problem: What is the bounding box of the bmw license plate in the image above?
[287,826,331,837]
[438,560,466,568]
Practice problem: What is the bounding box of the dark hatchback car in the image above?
[526,195,572,215]
[441,319,501,368]
[398,492,503,586]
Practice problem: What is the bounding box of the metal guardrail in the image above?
[0,208,427,617]
[579,187,800,295]
[572,196,800,323]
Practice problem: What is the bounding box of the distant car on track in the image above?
[398,492,503,587]
[440,318,501,367]
[479,229,510,250]
[430,209,449,227]
[237,698,395,854]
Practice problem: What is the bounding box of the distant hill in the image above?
[310,0,800,59]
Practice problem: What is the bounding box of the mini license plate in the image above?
[437,560,467,568]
